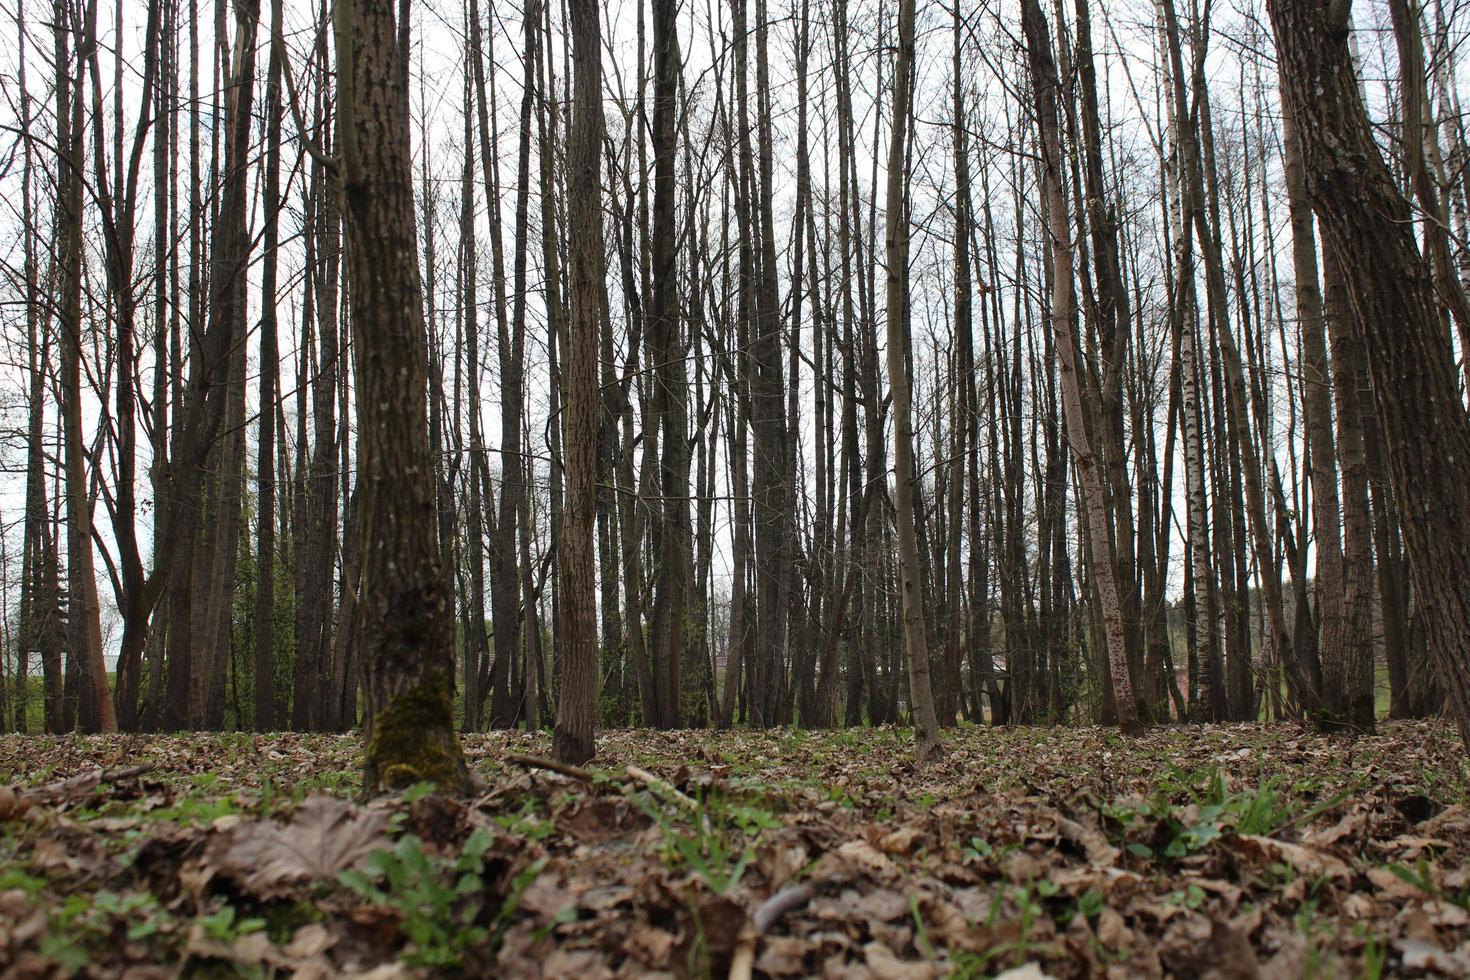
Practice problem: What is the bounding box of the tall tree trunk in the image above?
[17,0,63,733]
[1268,0,1470,748]
[1322,251,1376,731]
[1022,0,1142,735]
[55,0,116,733]
[884,0,941,762]
[338,0,468,792]
[256,0,283,730]
[292,141,342,730]
[1281,105,1366,730]
[648,0,690,729]
[553,0,604,765]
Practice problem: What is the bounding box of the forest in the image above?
[1,0,1470,973]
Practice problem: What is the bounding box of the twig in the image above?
[25,762,157,802]
[625,765,699,809]
[754,882,816,932]
[728,940,754,979]
[506,753,596,782]
[626,764,710,838]
[729,883,817,980]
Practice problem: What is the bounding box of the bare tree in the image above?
[552,0,605,766]
[884,0,941,762]
[336,0,468,792]
[1269,0,1470,748]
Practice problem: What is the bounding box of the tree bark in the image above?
[338,0,468,792]
[553,0,604,766]
[1268,0,1470,748]
[55,0,116,734]
[1023,0,1142,735]
[256,0,283,730]
[884,0,941,762]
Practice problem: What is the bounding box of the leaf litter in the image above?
[0,721,1464,977]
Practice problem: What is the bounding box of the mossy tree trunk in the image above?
[336,0,468,793]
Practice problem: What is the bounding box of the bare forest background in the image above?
[0,0,1466,744]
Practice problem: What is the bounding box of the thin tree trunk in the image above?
[553,0,604,765]
[1022,0,1142,735]
[884,0,941,762]
[55,0,116,733]
[256,0,283,730]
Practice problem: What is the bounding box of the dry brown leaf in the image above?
[185,925,272,966]
[1303,810,1366,847]
[215,796,390,895]
[282,923,334,960]
[1396,937,1470,975]
[1056,816,1120,867]
[1198,919,1261,980]
[1384,834,1452,858]
[754,935,812,975]
[518,874,577,920]
[878,825,924,855]
[861,941,941,979]
[836,839,900,881]
[1421,805,1470,835]
[30,838,85,874]
[624,924,675,967]
[1257,933,1310,980]
[1367,865,1426,900]
[541,948,613,978]
[351,965,414,980]
[1231,834,1350,878]
[755,840,809,888]
[1096,906,1132,949]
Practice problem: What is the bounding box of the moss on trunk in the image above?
[365,673,468,793]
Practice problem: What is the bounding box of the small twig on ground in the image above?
[506,753,596,782]
[729,883,817,980]
[754,882,816,932]
[626,764,711,837]
[25,763,158,803]
[625,765,699,809]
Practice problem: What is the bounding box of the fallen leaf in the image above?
[214,796,390,895]
[1396,938,1470,975]
[185,925,271,966]
[282,923,334,960]
[1056,816,1120,866]
[862,941,941,979]
[1231,834,1350,879]
[878,825,924,855]
[836,839,900,881]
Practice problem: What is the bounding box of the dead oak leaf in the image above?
[184,925,272,967]
[30,838,88,874]
[281,923,335,960]
[861,941,942,979]
[1230,834,1350,879]
[1358,863,1417,905]
[1396,937,1470,975]
[878,825,924,856]
[215,796,390,895]
[1056,815,1120,867]
[834,840,901,882]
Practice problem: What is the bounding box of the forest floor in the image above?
[0,722,1466,979]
